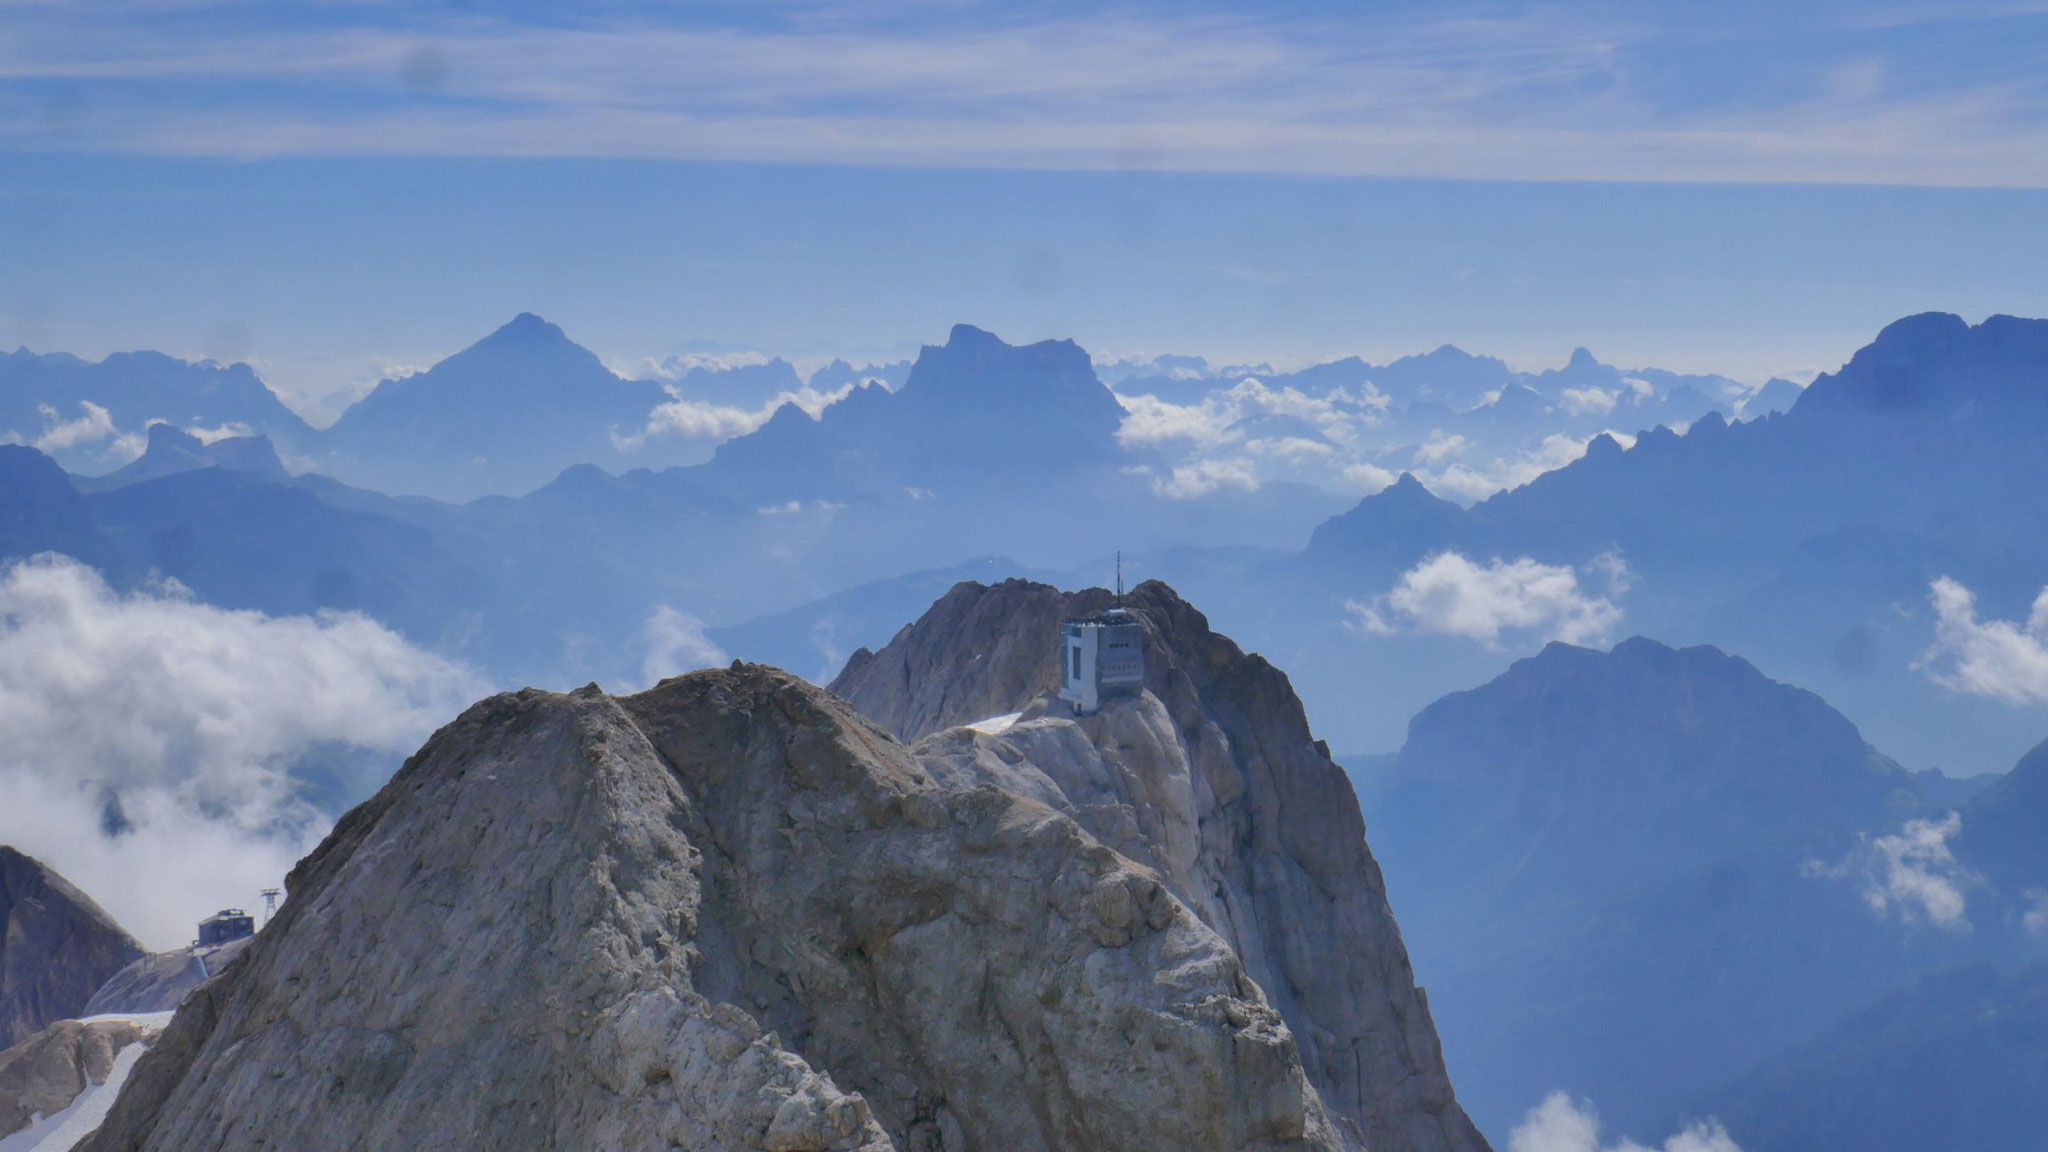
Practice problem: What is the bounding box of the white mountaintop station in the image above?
[1058,561,1145,715]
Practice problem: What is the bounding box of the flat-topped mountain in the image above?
[699,324,1127,504]
[1361,637,1988,1136]
[75,423,286,493]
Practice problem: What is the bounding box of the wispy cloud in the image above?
[633,604,727,690]
[613,380,858,451]
[1510,1091,1745,1152]
[1915,577,2048,705]
[1346,549,1631,647]
[1415,430,1638,503]
[1803,811,1977,931]
[7,4,2048,185]
[1116,375,1393,495]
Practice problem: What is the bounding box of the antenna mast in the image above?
[1116,551,1123,605]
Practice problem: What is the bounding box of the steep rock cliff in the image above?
[833,579,1489,1152]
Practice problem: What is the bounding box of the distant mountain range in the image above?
[2,318,912,503]
[3,311,2046,779]
[7,314,1778,507]
[3,311,2048,1150]
[0,346,316,475]
[1273,311,2048,774]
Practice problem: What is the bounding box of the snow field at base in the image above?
[0,1039,151,1152]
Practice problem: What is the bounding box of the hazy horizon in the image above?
[10,0,2048,418]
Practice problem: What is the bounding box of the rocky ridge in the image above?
[0,850,145,1050]
[832,579,1490,1152]
[82,940,254,1018]
[82,663,1343,1152]
[0,1016,165,1145]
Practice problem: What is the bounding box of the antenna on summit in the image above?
[1116,551,1124,605]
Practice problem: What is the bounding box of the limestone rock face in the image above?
[83,940,253,1017]
[82,668,1340,1152]
[0,849,145,1049]
[0,1017,160,1141]
[834,579,1491,1152]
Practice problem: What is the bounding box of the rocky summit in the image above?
[0,849,145,1050]
[77,579,1484,1152]
[834,579,1488,1152]
[83,671,1328,1149]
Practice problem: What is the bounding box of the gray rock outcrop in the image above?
[0,1017,160,1141]
[0,849,146,1049]
[82,666,1341,1152]
[82,940,253,1017]
[834,579,1491,1152]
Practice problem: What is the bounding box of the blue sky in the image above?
[6,0,2048,416]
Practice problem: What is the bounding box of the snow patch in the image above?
[967,712,1023,735]
[74,1012,176,1030]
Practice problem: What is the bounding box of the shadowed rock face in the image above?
[81,667,1340,1152]
[0,848,145,1049]
[832,579,1491,1152]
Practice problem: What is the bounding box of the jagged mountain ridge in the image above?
[832,578,1489,1152]
[1279,311,2048,773]
[80,659,1366,1151]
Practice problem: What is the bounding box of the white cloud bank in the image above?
[1803,811,1976,931]
[1415,430,1637,504]
[1915,577,2048,706]
[1348,550,1630,647]
[0,554,483,949]
[1116,377,1397,498]
[1510,1092,1745,1152]
[615,382,858,450]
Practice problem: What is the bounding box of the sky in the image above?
[6,0,2048,417]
